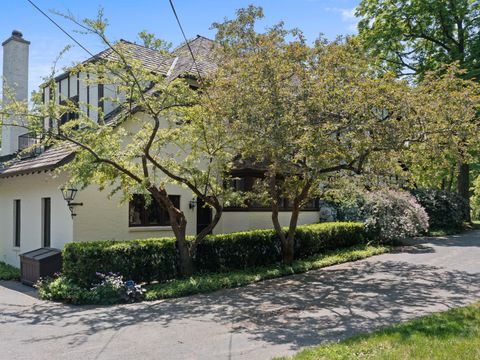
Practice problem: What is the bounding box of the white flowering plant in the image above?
[364,190,429,242]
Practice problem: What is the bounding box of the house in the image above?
[0,30,320,267]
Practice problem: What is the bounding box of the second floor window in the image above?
[59,95,79,126]
[129,194,180,227]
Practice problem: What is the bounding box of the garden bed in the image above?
[38,243,389,304]
[37,222,387,305]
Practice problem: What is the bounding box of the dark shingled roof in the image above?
[1,36,217,178]
[167,35,217,80]
[85,39,173,74]
[0,145,74,178]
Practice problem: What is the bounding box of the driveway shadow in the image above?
[0,280,38,299]
[402,229,480,248]
[1,259,479,352]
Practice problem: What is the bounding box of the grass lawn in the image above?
[145,244,388,300]
[0,261,20,280]
[280,302,480,360]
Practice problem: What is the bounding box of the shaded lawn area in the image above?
[145,244,388,300]
[0,261,20,280]
[281,302,480,360]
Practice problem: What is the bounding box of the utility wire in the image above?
[168,0,216,197]
[26,0,95,57]
[168,0,204,84]
[26,0,121,106]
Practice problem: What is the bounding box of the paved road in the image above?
[1,231,480,360]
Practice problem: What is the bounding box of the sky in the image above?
[0,0,360,94]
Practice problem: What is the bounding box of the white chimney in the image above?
[2,30,30,156]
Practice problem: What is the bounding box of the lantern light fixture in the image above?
[60,187,83,217]
[189,198,197,209]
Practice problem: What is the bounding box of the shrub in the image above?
[90,272,128,305]
[36,275,94,304]
[63,222,369,287]
[36,272,146,305]
[63,237,178,287]
[323,191,367,222]
[0,261,20,280]
[412,189,469,230]
[194,229,282,272]
[364,190,429,242]
[318,201,338,222]
[294,223,370,258]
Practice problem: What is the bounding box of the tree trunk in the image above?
[446,164,455,192]
[174,222,194,277]
[457,161,471,222]
[189,202,223,259]
[270,197,288,262]
[269,173,311,266]
[283,206,300,266]
[150,187,194,277]
[269,174,291,265]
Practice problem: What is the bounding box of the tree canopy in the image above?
[357,0,480,216]
[206,6,449,264]
[357,0,480,79]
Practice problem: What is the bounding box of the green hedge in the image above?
[294,222,370,257]
[63,238,178,287]
[194,229,282,272]
[412,189,469,230]
[63,222,368,287]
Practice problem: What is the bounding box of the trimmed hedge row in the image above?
[63,222,368,287]
[63,238,178,287]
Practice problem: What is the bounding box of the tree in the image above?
[137,30,172,54]
[1,11,236,277]
[356,0,480,218]
[404,65,480,193]
[208,6,422,264]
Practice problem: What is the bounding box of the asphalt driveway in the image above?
[1,231,480,360]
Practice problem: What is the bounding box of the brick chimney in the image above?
[2,30,30,156]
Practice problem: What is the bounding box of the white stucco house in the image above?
[0,30,320,267]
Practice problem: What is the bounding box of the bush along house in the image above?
[0,30,320,267]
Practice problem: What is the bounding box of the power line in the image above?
[168,0,204,84]
[26,0,120,106]
[26,0,95,57]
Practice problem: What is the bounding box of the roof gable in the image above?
[1,35,217,178]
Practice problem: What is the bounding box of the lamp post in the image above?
[60,187,83,217]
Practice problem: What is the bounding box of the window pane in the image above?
[14,200,21,247]
[129,194,180,227]
[42,198,51,247]
[129,195,144,226]
[146,200,162,226]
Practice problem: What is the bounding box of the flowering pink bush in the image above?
[364,190,429,242]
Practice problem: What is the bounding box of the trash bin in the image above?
[19,248,62,286]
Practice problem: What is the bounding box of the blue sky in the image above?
[1,0,360,93]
